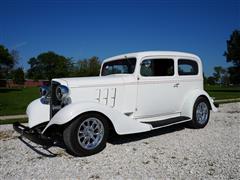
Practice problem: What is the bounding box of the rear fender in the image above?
[180,89,218,119]
[42,101,151,135]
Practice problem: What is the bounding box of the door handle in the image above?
[173,83,180,87]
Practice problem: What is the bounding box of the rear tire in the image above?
[190,97,210,128]
[63,113,109,156]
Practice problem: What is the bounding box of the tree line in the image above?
[0,48,101,85]
[27,52,101,81]
[0,29,239,86]
[205,30,240,86]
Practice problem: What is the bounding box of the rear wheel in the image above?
[191,97,210,128]
[63,113,109,156]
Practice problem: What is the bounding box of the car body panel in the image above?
[25,51,218,135]
[42,101,152,135]
[26,98,50,128]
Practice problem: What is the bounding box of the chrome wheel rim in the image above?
[196,102,209,124]
[77,118,104,150]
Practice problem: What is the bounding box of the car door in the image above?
[135,56,181,119]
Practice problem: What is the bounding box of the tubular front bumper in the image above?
[13,122,53,146]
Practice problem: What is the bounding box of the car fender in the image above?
[27,98,50,128]
[180,89,218,119]
[42,101,152,135]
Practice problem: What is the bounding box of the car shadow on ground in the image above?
[108,123,186,145]
[17,123,187,157]
[18,136,62,157]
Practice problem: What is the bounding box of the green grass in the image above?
[0,85,239,117]
[205,85,240,100]
[0,118,27,125]
[0,87,39,116]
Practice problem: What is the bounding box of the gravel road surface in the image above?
[0,103,239,179]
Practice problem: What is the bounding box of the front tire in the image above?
[191,97,210,128]
[63,113,109,156]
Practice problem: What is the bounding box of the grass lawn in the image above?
[0,87,39,116]
[0,85,239,117]
[0,118,27,125]
[205,85,240,100]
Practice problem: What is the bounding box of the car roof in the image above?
[103,51,201,63]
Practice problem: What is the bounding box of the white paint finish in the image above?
[51,78,68,86]
[135,55,179,117]
[42,101,152,135]
[102,51,201,66]
[121,83,138,114]
[135,77,180,118]
[101,88,109,105]
[137,112,181,123]
[108,88,116,107]
[26,98,50,128]
[61,75,137,114]
[25,51,218,135]
[180,89,218,119]
[58,75,127,88]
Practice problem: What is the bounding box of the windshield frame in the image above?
[101,57,137,76]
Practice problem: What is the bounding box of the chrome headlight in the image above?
[56,85,69,101]
[40,86,49,97]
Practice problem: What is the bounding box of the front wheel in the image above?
[190,97,210,128]
[63,113,109,156]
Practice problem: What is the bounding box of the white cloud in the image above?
[13,42,27,49]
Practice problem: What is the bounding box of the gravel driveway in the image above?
[0,103,239,179]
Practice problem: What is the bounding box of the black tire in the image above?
[63,113,109,157]
[190,97,210,128]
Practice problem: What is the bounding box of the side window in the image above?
[178,59,198,75]
[140,59,174,76]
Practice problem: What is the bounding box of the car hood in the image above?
[52,74,136,88]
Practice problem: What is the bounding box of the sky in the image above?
[0,0,239,76]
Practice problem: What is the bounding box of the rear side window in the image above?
[140,59,174,76]
[178,59,198,75]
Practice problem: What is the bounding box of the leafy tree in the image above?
[207,76,216,85]
[224,30,240,66]
[10,49,20,67]
[75,56,101,77]
[221,71,230,86]
[27,57,45,80]
[213,66,225,84]
[0,45,15,79]
[228,66,240,85]
[88,56,101,76]
[12,67,25,85]
[212,66,230,86]
[224,30,240,84]
[27,51,72,81]
[77,59,89,77]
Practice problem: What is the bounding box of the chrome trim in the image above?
[56,85,69,101]
[196,102,209,124]
[40,86,49,97]
[77,118,104,150]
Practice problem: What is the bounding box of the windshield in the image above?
[101,58,136,76]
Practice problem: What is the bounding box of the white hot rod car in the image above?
[14,51,218,156]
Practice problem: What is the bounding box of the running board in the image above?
[142,116,191,128]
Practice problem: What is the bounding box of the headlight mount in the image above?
[40,86,49,97]
[56,85,69,101]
